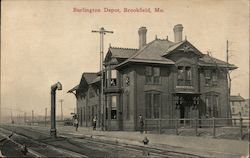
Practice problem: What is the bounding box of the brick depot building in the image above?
[68,24,237,131]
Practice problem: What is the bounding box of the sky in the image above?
[1,0,249,119]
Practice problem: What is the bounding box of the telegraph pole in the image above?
[226,40,232,122]
[24,112,26,124]
[92,27,113,130]
[45,108,47,127]
[59,99,64,121]
[32,110,34,125]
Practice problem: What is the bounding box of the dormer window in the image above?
[177,66,192,86]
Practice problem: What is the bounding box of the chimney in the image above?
[138,27,147,49]
[173,24,183,43]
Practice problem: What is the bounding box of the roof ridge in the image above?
[127,39,156,59]
[155,38,169,41]
[82,72,97,75]
[110,46,138,50]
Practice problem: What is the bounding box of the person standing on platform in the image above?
[139,114,144,134]
[74,118,79,131]
[93,116,97,130]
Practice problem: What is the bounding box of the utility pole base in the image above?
[50,129,57,138]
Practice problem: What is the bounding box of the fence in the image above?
[145,117,249,140]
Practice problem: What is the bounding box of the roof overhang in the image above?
[115,59,174,69]
[172,91,201,95]
[67,85,79,93]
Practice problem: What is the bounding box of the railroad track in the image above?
[0,125,206,158]
[0,127,87,158]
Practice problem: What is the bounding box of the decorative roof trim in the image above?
[162,40,203,57]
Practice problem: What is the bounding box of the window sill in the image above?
[145,83,161,85]
[176,86,194,89]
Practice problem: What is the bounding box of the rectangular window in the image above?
[145,93,161,119]
[205,69,218,86]
[110,70,117,86]
[111,96,117,119]
[205,70,211,86]
[213,96,219,117]
[126,93,130,120]
[145,66,152,83]
[205,95,219,118]
[178,66,192,86]
[153,94,160,118]
[177,66,185,86]
[212,70,218,86]
[146,93,152,118]
[153,67,160,83]
[185,66,192,86]
[89,88,95,98]
[145,66,160,84]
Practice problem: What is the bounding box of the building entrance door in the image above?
[180,105,191,124]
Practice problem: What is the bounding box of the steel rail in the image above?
[0,127,87,158]
[0,131,45,157]
[1,125,204,158]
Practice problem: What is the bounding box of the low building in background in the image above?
[230,95,249,117]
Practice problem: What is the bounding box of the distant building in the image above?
[230,95,249,117]
[68,24,237,131]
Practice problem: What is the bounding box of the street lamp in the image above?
[50,82,62,138]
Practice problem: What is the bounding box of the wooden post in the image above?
[145,119,147,134]
[175,119,178,135]
[184,118,186,127]
[213,117,216,138]
[240,117,243,140]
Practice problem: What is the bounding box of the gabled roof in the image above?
[162,40,203,57]
[68,72,97,93]
[81,73,98,84]
[230,95,245,101]
[104,47,138,65]
[90,76,101,84]
[116,39,175,68]
[109,47,138,59]
[198,54,237,69]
